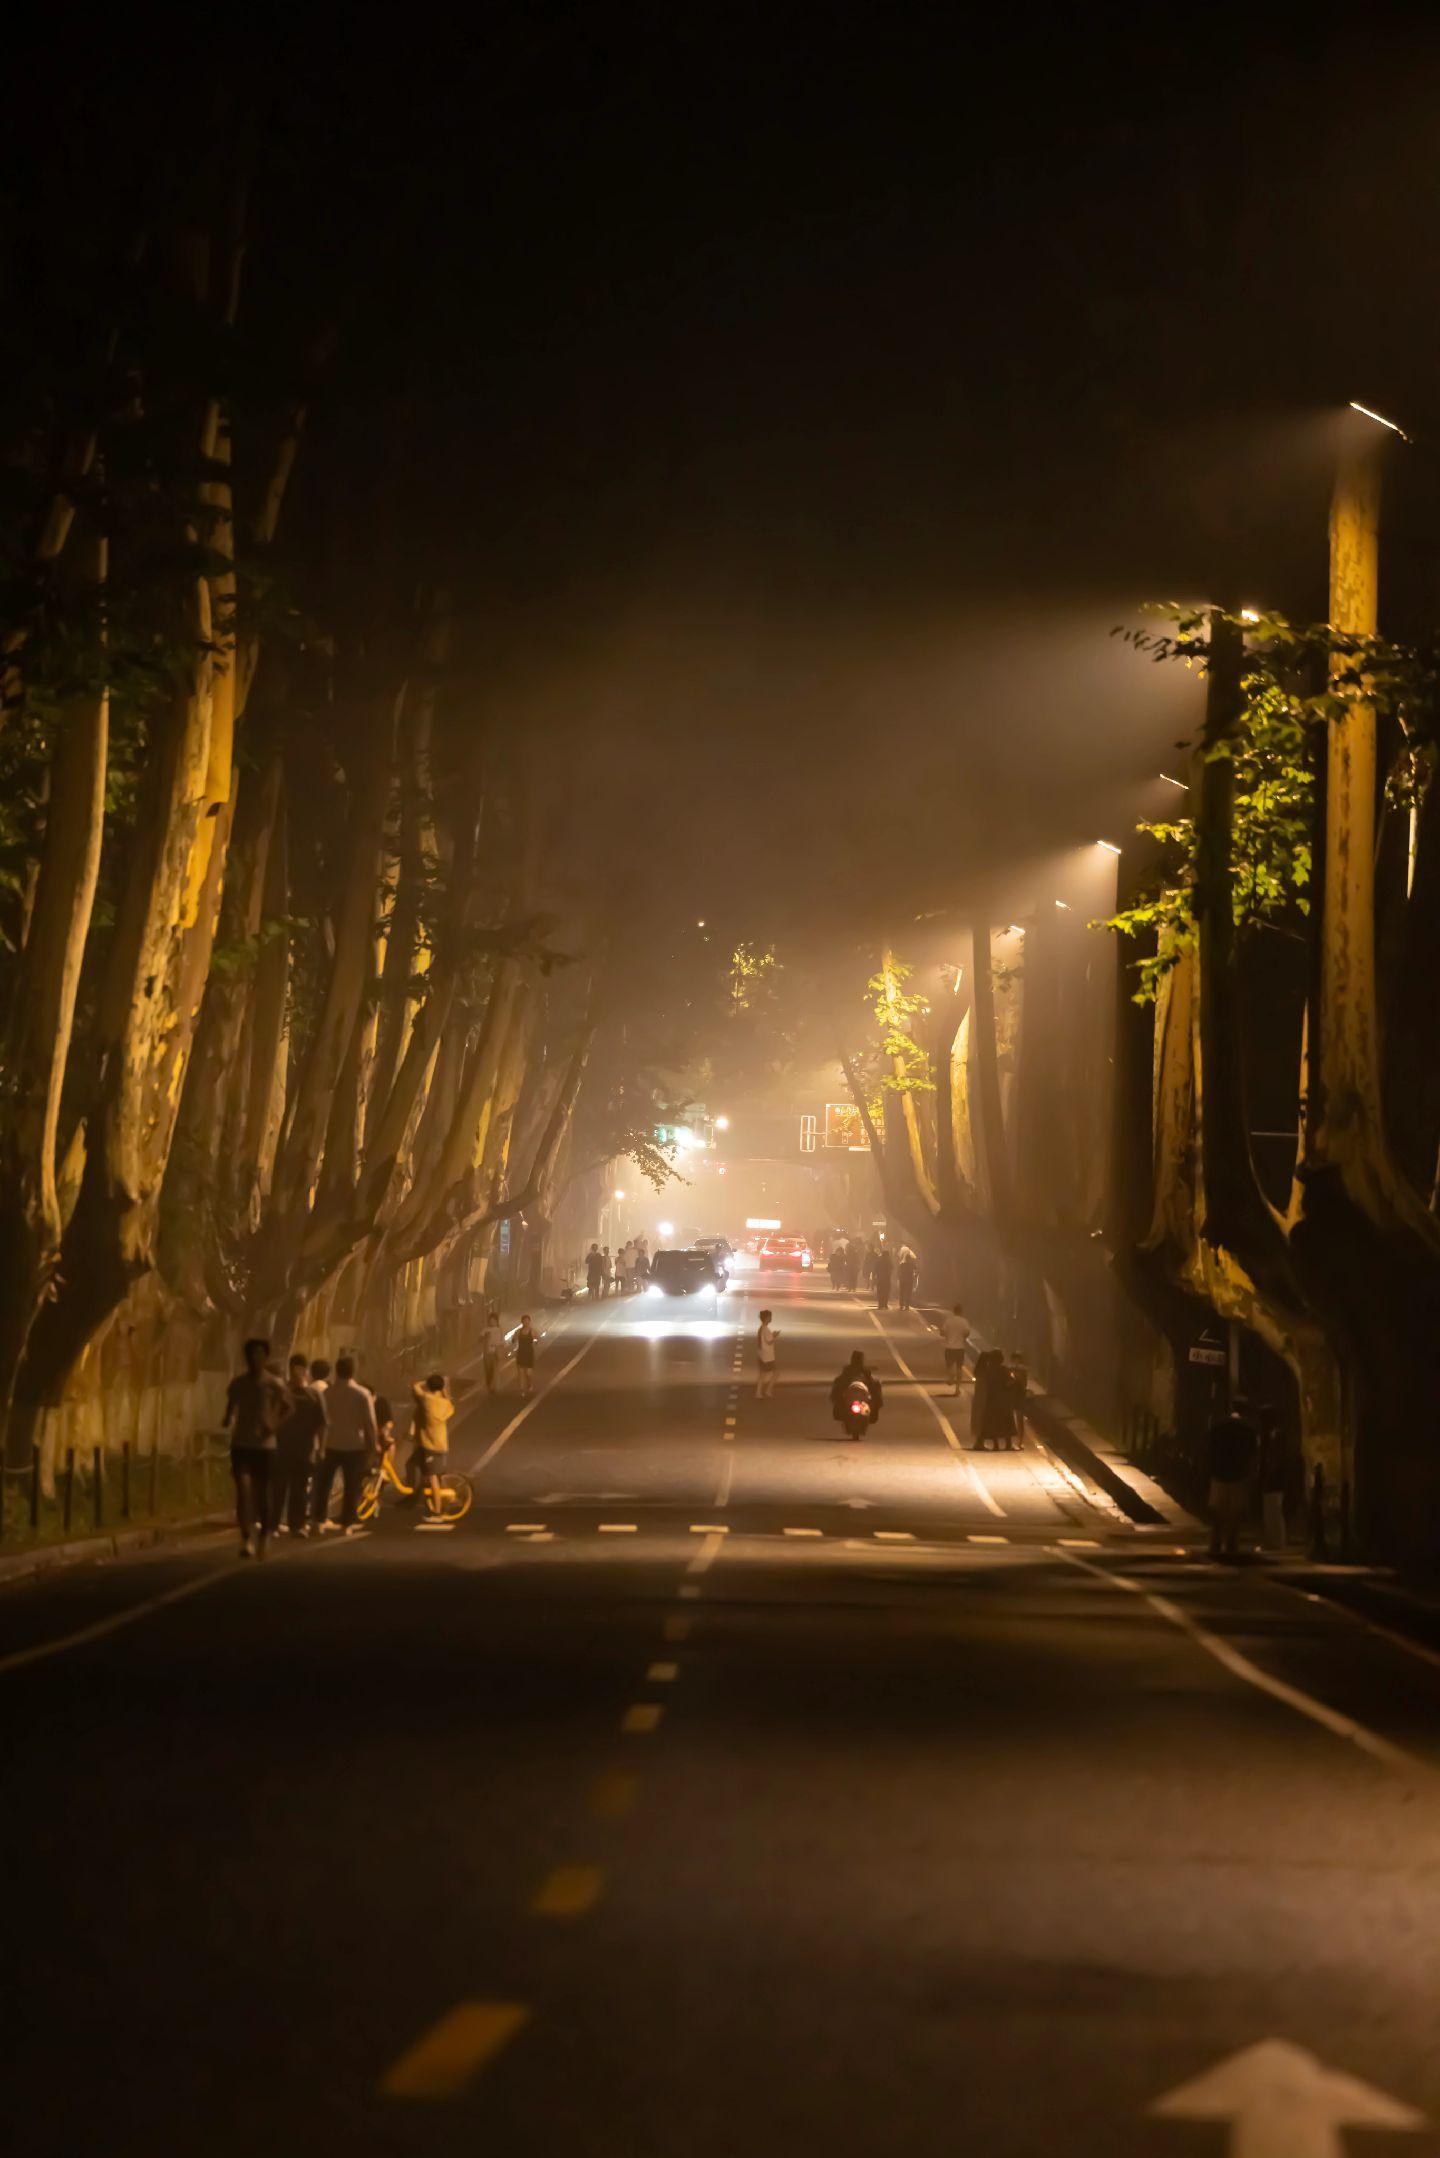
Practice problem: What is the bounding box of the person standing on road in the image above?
[828,1240,846,1291]
[274,1353,327,1537]
[1206,1398,1259,1560]
[755,1309,780,1397]
[222,1337,289,1560]
[515,1314,539,1396]
[970,1345,1007,1450]
[896,1243,919,1310]
[1002,1351,1028,1449]
[412,1372,456,1514]
[585,1244,606,1298]
[938,1303,972,1395]
[873,1246,893,1311]
[481,1307,505,1393]
[313,1355,378,1534]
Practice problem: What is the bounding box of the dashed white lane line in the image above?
[470,1321,612,1476]
[874,1530,914,1543]
[865,1312,1007,1518]
[646,1661,679,1683]
[689,1523,729,1534]
[783,1526,823,1538]
[0,1564,237,1677]
[686,1532,727,1577]
[1053,1545,1431,1781]
[968,1533,1009,1545]
[713,1450,736,1507]
[621,1703,665,1734]
[506,1523,547,1533]
[598,1523,638,1534]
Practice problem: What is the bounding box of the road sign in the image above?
[1151,2040,1424,2156]
[799,1112,817,1152]
[824,1100,869,1150]
[1189,1324,1226,1367]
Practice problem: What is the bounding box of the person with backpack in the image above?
[755,1309,780,1398]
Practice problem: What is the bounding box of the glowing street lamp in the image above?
[657,1220,675,1239]
[714,1114,730,1131]
[613,1189,626,1201]
[1348,398,1409,441]
[1096,839,1122,856]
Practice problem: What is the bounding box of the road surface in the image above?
[5,1271,1440,2156]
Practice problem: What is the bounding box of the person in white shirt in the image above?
[940,1303,972,1395]
[481,1308,505,1393]
[755,1309,780,1399]
[313,1355,378,1531]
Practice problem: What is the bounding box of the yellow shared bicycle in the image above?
[329,1447,474,1525]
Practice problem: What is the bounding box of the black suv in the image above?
[649,1247,727,1297]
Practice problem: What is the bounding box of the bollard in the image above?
[30,1445,40,1529]
[63,1448,75,1532]
[122,1441,132,1520]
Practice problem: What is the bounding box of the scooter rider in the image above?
[830,1349,884,1437]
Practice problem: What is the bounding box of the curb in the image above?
[0,1513,232,1590]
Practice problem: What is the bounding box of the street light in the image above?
[1349,398,1410,441]
[613,1189,626,1200]
[1096,839,1122,856]
[1158,772,1189,790]
[658,1220,675,1239]
[714,1115,730,1131]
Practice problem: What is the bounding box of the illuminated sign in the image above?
[799,1113,816,1153]
[746,1217,782,1230]
[824,1101,870,1151]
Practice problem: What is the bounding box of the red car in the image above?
[759,1236,813,1271]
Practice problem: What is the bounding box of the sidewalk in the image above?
[0,1512,232,1591]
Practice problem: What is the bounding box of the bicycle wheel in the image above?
[355,1472,381,1523]
[436,1473,473,1521]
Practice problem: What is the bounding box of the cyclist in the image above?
[411,1372,456,1515]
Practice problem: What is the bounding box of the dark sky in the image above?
[15,5,1440,927]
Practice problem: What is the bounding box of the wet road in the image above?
[5,1271,1440,2156]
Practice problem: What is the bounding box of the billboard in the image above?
[824,1100,870,1151]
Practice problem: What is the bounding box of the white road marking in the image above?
[688,1523,729,1534]
[864,1313,1006,1517]
[0,1563,238,1676]
[506,1523,547,1533]
[621,1703,664,1734]
[598,1523,637,1534]
[1151,2038,1425,2154]
[646,1661,679,1682]
[783,1527,822,1538]
[381,2000,530,2097]
[874,1530,914,1542]
[687,1532,726,1576]
[1054,1546,1431,1780]
[470,1320,611,1476]
[713,1451,735,1507]
[968,1533,1009,1544]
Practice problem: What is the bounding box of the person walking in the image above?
[515,1314,539,1396]
[634,1241,650,1288]
[481,1307,505,1393]
[585,1244,606,1299]
[896,1243,919,1310]
[827,1240,846,1292]
[222,1337,289,1559]
[755,1308,780,1398]
[313,1354,378,1533]
[1206,1397,1260,1560]
[411,1372,456,1515]
[873,1245,893,1311]
[273,1352,327,1537]
[939,1303,972,1394]
[970,1345,1009,1450]
[1002,1351,1028,1449]
[619,1240,636,1293]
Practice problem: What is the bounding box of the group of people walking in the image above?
[826,1235,921,1311]
[585,1240,652,1297]
[221,1305,541,1559]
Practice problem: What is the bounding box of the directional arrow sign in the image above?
[1152,2040,1424,2158]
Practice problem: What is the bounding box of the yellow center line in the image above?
[969,1533,1009,1544]
[381,2001,530,2098]
[530,1865,604,1918]
[621,1702,664,1734]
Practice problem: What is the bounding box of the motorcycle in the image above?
[841,1377,873,1440]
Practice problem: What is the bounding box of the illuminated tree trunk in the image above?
[0,528,108,1458]
[968,918,1014,1226]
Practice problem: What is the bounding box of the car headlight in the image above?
[647,1283,662,1297]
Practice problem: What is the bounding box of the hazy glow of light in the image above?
[657,1220,676,1238]
[1005,923,1026,936]
[1239,608,1261,624]
[613,1188,626,1200]
[1096,839,1122,856]
[746,1216,781,1230]
[1054,899,1070,909]
[714,1114,730,1130]
[1159,772,1189,790]
[696,918,707,927]
[1349,399,1410,440]
[629,1318,733,1343]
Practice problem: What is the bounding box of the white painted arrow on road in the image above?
[1152,2040,1424,2157]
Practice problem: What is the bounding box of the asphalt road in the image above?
[5,1270,1440,2156]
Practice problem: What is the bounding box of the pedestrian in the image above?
[896,1243,919,1310]
[411,1372,456,1515]
[829,1348,884,1434]
[273,1352,327,1537]
[1258,1403,1288,1550]
[939,1303,972,1395]
[827,1240,846,1291]
[1207,1397,1259,1560]
[1002,1351,1028,1449]
[755,1308,780,1398]
[970,1345,1008,1450]
[845,1240,863,1292]
[585,1243,606,1299]
[634,1244,650,1287]
[309,1356,332,1404]
[481,1307,505,1392]
[514,1314,538,1395]
[313,1354,378,1533]
[221,1336,289,1559]
[600,1245,612,1298]
[619,1239,636,1293]
[873,1246,893,1311]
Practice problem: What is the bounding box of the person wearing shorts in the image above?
[222,1337,289,1559]
[515,1315,538,1397]
[411,1373,455,1515]
[940,1303,972,1395]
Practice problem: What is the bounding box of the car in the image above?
[759,1235,812,1271]
[694,1235,735,1278]
[646,1247,728,1299]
